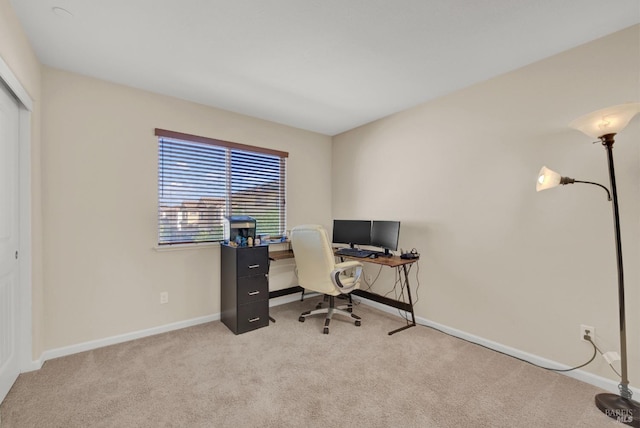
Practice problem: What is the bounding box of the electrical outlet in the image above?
[160,292,169,304]
[580,324,595,342]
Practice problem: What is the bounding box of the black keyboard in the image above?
[335,248,375,258]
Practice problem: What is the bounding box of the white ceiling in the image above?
[10,0,640,136]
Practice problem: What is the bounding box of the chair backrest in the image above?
[290,225,339,295]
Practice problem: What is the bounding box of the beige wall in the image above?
[3,0,639,391]
[0,0,44,359]
[41,67,332,350]
[333,25,640,386]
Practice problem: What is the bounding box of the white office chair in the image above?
[290,224,363,334]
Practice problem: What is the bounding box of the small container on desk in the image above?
[223,216,257,244]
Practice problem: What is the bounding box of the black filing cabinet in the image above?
[220,244,269,334]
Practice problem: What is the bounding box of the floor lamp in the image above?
[537,102,640,427]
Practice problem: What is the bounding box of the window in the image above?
[156,129,288,245]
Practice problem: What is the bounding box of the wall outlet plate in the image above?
[580,324,595,341]
[160,292,169,304]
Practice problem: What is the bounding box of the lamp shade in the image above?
[536,166,562,192]
[569,102,640,138]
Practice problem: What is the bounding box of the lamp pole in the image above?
[600,133,629,399]
[594,133,639,427]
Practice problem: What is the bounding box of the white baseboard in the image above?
[27,294,305,372]
[28,313,220,371]
[356,297,640,397]
[26,295,640,398]
[22,357,43,372]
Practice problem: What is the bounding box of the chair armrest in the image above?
[331,261,363,294]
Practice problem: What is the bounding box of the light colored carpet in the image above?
[0,297,621,427]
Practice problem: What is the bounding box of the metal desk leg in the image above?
[388,264,417,335]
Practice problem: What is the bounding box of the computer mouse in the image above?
[369,253,377,259]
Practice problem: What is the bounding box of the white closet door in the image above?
[0,81,21,403]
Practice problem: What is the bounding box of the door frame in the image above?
[0,55,33,372]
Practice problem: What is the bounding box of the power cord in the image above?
[412,261,421,306]
[362,265,383,289]
[542,336,597,373]
[419,324,600,373]
[384,266,402,299]
[588,335,622,377]
[538,334,619,375]
[380,262,421,323]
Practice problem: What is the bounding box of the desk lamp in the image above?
[537,102,640,427]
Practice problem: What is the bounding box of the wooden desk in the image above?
[336,252,419,335]
[267,249,303,299]
[268,247,419,335]
[268,249,295,261]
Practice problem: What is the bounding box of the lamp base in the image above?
[595,393,640,427]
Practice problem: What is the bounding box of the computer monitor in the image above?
[332,220,371,248]
[370,220,401,256]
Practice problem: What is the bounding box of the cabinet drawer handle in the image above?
[248,291,260,296]
[248,317,261,323]
[248,264,260,269]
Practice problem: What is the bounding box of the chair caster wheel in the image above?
[355,320,361,327]
[323,328,329,334]
[298,316,305,322]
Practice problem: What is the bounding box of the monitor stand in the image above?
[381,248,392,257]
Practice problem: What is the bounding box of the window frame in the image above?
[155,128,288,246]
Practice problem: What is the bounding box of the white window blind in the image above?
[156,129,287,245]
